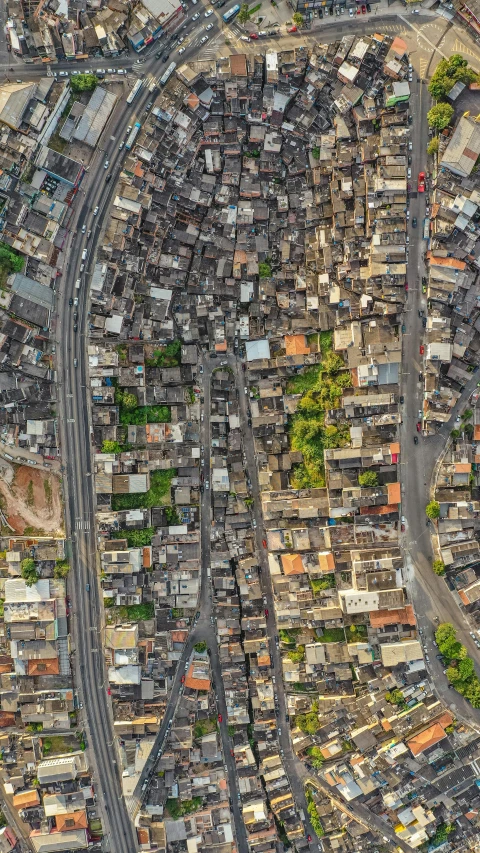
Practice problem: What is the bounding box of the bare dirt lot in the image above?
[0,463,64,535]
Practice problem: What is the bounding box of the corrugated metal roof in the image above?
[73,86,117,148]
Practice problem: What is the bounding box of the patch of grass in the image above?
[111,469,176,510]
[310,574,336,594]
[44,478,53,511]
[317,627,345,643]
[346,624,368,642]
[111,528,154,547]
[26,480,34,508]
[42,735,76,755]
[117,603,154,621]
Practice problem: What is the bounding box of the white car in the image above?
[107,68,114,73]
[206,22,214,29]
[74,297,79,307]
[240,35,250,40]
[119,142,124,150]
[349,6,353,13]
[204,7,213,14]
[205,481,210,490]
[104,160,109,169]
[82,224,86,233]
[407,168,411,179]
[408,140,413,151]
[178,46,186,53]
[200,35,209,43]
[93,206,99,216]
[192,11,200,18]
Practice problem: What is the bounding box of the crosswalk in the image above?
[75,518,91,531]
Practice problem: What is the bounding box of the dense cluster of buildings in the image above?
[77,31,480,853]
[6,0,184,61]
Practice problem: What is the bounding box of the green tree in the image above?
[428,55,478,100]
[307,746,325,769]
[432,559,445,576]
[54,560,70,579]
[120,391,138,410]
[237,3,250,23]
[296,709,319,735]
[0,243,24,273]
[102,440,122,454]
[427,137,439,155]
[385,689,406,706]
[292,11,304,25]
[21,558,39,586]
[426,500,440,520]
[194,641,207,653]
[427,103,454,130]
[287,645,305,663]
[259,261,272,278]
[358,471,378,487]
[70,73,98,93]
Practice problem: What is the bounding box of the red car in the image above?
[107,688,111,695]
[181,674,185,683]
[287,25,297,31]
[419,344,424,355]
[230,748,234,756]
[307,837,312,843]
[265,608,269,617]
[249,32,258,38]
[218,714,223,723]
[405,283,409,291]
[262,539,267,548]
[361,4,366,10]
[418,171,426,192]
[416,422,421,432]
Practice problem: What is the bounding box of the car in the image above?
[104,160,109,169]
[205,481,210,490]
[405,283,409,291]
[262,539,267,548]
[162,52,170,61]
[145,101,153,111]
[73,324,78,333]
[178,46,186,53]
[73,312,78,322]
[412,217,417,227]
[156,50,163,58]
[107,688,111,695]
[69,297,73,307]
[249,31,259,38]
[400,395,404,404]
[206,22,214,29]
[414,435,419,444]
[265,608,269,617]
[105,174,112,183]
[307,837,312,843]
[218,713,222,722]
[205,7,213,13]
[93,206,99,216]
[200,35,209,43]
[59,70,69,77]
[86,583,90,591]
[192,10,200,18]
[419,344,425,355]
[361,3,366,10]
[349,6,354,12]
[74,297,79,306]
[425,654,430,662]
[366,2,371,8]
[287,25,297,32]
[406,210,410,219]
[407,167,411,179]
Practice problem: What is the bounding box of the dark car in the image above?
[318,7,323,14]
[156,51,163,59]
[422,317,427,327]
[412,217,417,227]
[69,297,73,306]
[414,436,418,444]
[400,395,404,404]
[73,312,78,321]
[366,2,370,8]
[73,324,78,333]
[105,173,112,183]
[217,1,226,6]
[162,52,170,62]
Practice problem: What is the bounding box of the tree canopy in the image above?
[432,559,445,576]
[70,74,98,93]
[426,500,440,519]
[358,470,378,487]
[428,55,478,100]
[21,558,39,586]
[427,103,454,130]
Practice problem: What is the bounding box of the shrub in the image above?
[102,440,122,454]
[432,559,445,576]
[358,470,378,487]
[427,137,439,155]
[21,558,39,586]
[194,641,207,653]
[54,560,70,579]
[426,500,440,519]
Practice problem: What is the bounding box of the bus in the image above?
[125,122,141,150]
[126,79,143,105]
[423,218,429,240]
[160,61,176,86]
[223,3,240,22]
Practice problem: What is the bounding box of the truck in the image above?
[417,171,425,193]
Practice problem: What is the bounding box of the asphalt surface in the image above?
[398,75,480,727]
